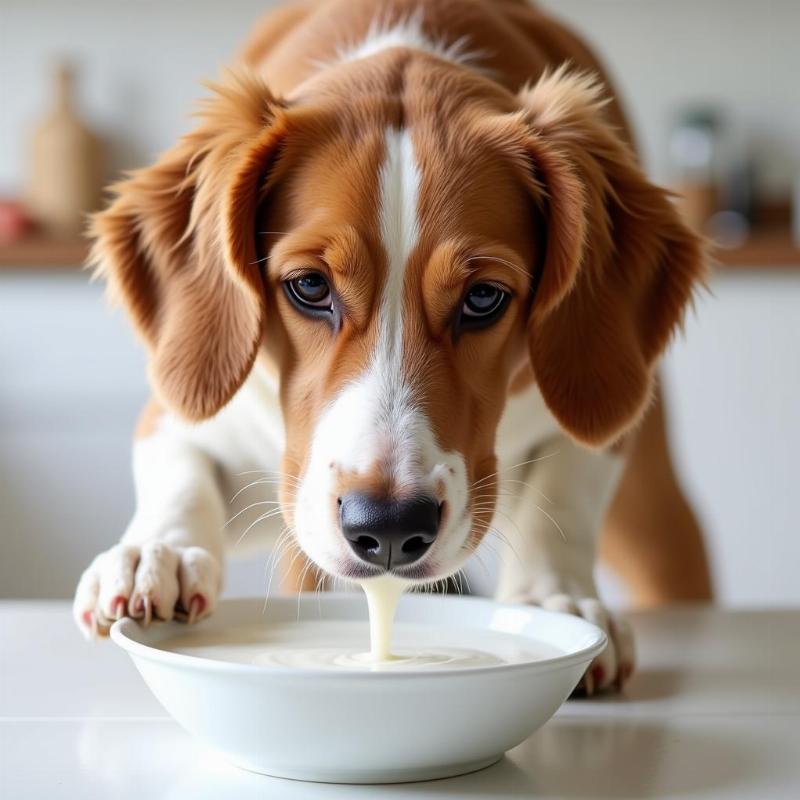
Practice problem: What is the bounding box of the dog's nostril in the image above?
[355,534,380,553]
[400,535,428,555]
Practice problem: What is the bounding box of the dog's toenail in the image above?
[188,594,206,625]
[112,597,127,620]
[142,596,153,627]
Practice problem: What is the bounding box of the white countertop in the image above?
[1,602,798,799]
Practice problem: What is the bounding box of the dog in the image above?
[73,0,705,692]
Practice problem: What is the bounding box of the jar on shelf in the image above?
[25,61,105,236]
[669,108,723,232]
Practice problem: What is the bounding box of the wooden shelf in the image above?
[713,228,800,269]
[0,234,89,269]
[1,229,798,271]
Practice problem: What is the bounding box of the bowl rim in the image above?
[110,593,607,680]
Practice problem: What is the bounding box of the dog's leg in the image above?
[73,425,225,638]
[600,390,713,606]
[494,434,634,692]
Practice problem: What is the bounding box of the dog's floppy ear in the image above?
[89,70,287,420]
[517,67,706,447]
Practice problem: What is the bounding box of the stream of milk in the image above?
[360,575,407,662]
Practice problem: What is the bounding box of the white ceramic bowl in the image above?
[111,594,605,784]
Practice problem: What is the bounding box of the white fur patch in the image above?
[293,127,469,579]
[305,128,420,483]
[335,9,487,70]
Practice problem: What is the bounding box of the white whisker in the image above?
[224,500,282,528]
[470,451,560,490]
[235,507,287,547]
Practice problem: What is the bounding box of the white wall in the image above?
[663,274,800,606]
[0,274,146,598]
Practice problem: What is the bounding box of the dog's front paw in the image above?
[73,541,221,639]
[544,594,634,694]
[510,591,635,693]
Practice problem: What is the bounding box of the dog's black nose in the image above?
[339,493,440,569]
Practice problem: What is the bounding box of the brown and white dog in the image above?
[74,0,705,691]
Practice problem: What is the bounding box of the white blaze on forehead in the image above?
[311,126,423,480]
[375,127,419,387]
[293,127,470,575]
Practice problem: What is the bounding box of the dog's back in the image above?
[240,0,632,134]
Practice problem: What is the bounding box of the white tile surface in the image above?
[1,603,798,798]
[1,716,798,800]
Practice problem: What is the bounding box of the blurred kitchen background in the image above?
[1,0,798,606]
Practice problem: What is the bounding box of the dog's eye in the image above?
[285,272,332,312]
[460,283,509,328]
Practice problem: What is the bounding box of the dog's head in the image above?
[92,62,704,584]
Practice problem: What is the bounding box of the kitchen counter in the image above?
[1,602,797,799]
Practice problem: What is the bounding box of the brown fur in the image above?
[89,72,288,420]
[600,387,713,605]
[516,68,707,446]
